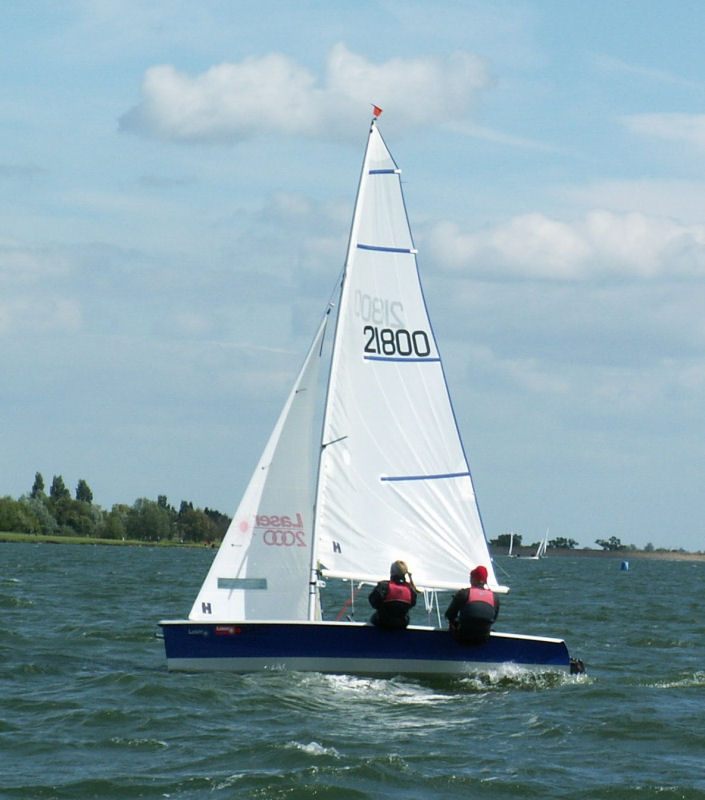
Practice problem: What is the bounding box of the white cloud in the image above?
[325,45,491,125]
[592,53,701,89]
[428,210,705,280]
[566,179,705,225]
[443,120,559,151]
[0,240,74,285]
[119,44,492,141]
[0,296,82,334]
[622,113,705,150]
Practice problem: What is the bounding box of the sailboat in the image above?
[535,529,550,559]
[524,529,550,560]
[158,112,571,675]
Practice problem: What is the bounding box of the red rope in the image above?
[335,584,363,620]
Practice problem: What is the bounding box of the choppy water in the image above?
[2,543,704,799]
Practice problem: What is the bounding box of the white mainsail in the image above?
[189,316,328,621]
[313,121,499,594]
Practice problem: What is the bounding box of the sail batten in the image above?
[357,243,417,253]
[363,355,441,363]
[380,471,472,482]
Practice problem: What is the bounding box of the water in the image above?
[2,544,704,799]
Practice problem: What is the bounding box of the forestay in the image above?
[313,123,499,593]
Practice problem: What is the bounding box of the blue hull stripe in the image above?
[381,471,471,482]
[159,622,569,675]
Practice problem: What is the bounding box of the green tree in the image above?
[20,495,59,535]
[595,536,626,551]
[125,499,173,541]
[49,475,70,503]
[204,507,231,540]
[31,472,45,499]
[491,533,522,548]
[157,495,173,511]
[177,505,217,543]
[0,496,41,534]
[75,479,93,504]
[549,537,579,549]
[52,496,96,536]
[102,506,128,539]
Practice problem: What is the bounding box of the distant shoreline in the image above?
[494,547,705,563]
[2,532,703,561]
[0,532,214,548]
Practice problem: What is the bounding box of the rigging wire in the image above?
[335,581,363,621]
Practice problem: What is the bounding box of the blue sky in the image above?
[2,1,704,551]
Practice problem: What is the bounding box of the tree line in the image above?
[490,533,581,550]
[491,532,678,553]
[0,472,231,543]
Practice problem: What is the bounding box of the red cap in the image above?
[470,565,488,583]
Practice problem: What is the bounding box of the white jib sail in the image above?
[314,121,499,593]
[189,315,328,621]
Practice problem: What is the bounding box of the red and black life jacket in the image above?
[455,586,497,633]
[467,586,496,608]
[384,581,413,605]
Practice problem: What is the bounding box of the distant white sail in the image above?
[535,529,549,559]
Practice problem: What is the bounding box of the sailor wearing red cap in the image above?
[444,565,499,644]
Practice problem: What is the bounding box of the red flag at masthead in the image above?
[372,105,383,117]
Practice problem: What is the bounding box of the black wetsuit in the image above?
[444,586,499,643]
[368,578,417,629]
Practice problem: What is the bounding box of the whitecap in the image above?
[288,740,340,757]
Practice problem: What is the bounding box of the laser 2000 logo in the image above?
[255,513,307,547]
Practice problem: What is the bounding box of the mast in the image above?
[306,109,381,620]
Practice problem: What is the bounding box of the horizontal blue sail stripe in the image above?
[357,243,415,254]
[380,471,471,483]
[368,168,397,174]
[364,355,440,363]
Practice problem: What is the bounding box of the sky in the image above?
[2,0,704,551]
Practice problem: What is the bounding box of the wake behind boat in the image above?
[159,111,572,675]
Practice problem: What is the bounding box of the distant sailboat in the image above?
[158,112,571,675]
[536,529,550,559]
[524,529,550,560]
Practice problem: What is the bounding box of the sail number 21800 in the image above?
[363,325,431,358]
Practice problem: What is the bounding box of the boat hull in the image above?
[158,620,570,675]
